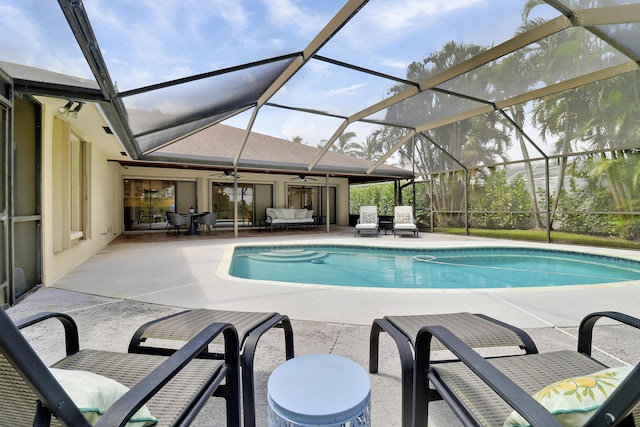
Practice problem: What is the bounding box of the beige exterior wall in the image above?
[40,99,124,285]
[37,97,351,285]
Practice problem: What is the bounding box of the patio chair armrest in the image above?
[15,311,80,355]
[578,311,640,356]
[96,322,239,427]
[584,363,640,427]
[415,325,563,427]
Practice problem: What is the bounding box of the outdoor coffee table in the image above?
[267,353,371,427]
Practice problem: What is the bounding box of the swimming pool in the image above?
[229,245,640,289]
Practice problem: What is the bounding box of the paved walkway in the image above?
[7,229,640,426]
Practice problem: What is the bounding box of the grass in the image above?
[433,227,640,250]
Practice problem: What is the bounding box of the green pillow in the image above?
[504,366,632,427]
[50,368,157,426]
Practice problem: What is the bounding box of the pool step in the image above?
[249,249,328,262]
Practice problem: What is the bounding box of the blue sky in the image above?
[1,0,560,149]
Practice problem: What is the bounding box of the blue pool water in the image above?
[229,245,640,289]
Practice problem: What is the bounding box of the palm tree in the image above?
[352,132,384,161]
[322,131,359,155]
[382,41,512,226]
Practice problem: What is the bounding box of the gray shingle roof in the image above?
[153,123,412,178]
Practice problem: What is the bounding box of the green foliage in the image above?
[469,168,532,229]
[435,227,640,249]
[350,182,432,225]
[350,184,395,216]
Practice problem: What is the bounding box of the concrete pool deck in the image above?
[7,229,640,426]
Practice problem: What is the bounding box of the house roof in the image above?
[138,123,414,182]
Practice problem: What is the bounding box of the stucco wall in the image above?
[41,102,122,285]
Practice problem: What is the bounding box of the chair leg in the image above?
[369,318,415,427]
[239,315,294,427]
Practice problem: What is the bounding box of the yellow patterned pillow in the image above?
[504,366,632,427]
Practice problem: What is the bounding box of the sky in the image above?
[0,0,561,155]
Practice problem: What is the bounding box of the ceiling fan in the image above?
[294,175,317,182]
[212,170,240,178]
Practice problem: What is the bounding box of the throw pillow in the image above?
[50,368,157,426]
[503,366,632,427]
[396,213,410,224]
[362,213,376,224]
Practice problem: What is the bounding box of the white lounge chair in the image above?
[393,206,418,238]
[355,206,379,237]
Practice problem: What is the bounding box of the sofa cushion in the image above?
[296,209,308,219]
[278,209,296,219]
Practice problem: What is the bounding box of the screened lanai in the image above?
[2,0,640,241]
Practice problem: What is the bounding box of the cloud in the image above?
[212,0,249,29]
[379,58,411,70]
[365,0,487,32]
[324,83,368,96]
[261,0,329,35]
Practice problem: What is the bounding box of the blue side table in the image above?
[267,353,371,426]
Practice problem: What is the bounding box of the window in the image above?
[53,117,90,251]
[123,179,175,231]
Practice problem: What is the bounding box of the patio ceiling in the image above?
[2,0,639,177]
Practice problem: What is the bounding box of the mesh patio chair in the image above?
[414,311,640,427]
[166,211,189,235]
[355,205,379,237]
[198,212,217,235]
[393,205,418,238]
[128,309,295,427]
[369,312,538,427]
[0,307,241,427]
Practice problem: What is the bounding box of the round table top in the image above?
[267,353,371,425]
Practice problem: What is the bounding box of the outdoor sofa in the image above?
[265,208,315,230]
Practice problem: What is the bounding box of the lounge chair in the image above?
[369,312,538,427]
[414,311,640,426]
[355,205,379,237]
[128,309,295,427]
[0,307,241,426]
[393,205,418,238]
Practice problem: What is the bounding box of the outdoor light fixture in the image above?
[68,102,84,119]
[57,101,84,118]
[57,101,74,115]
